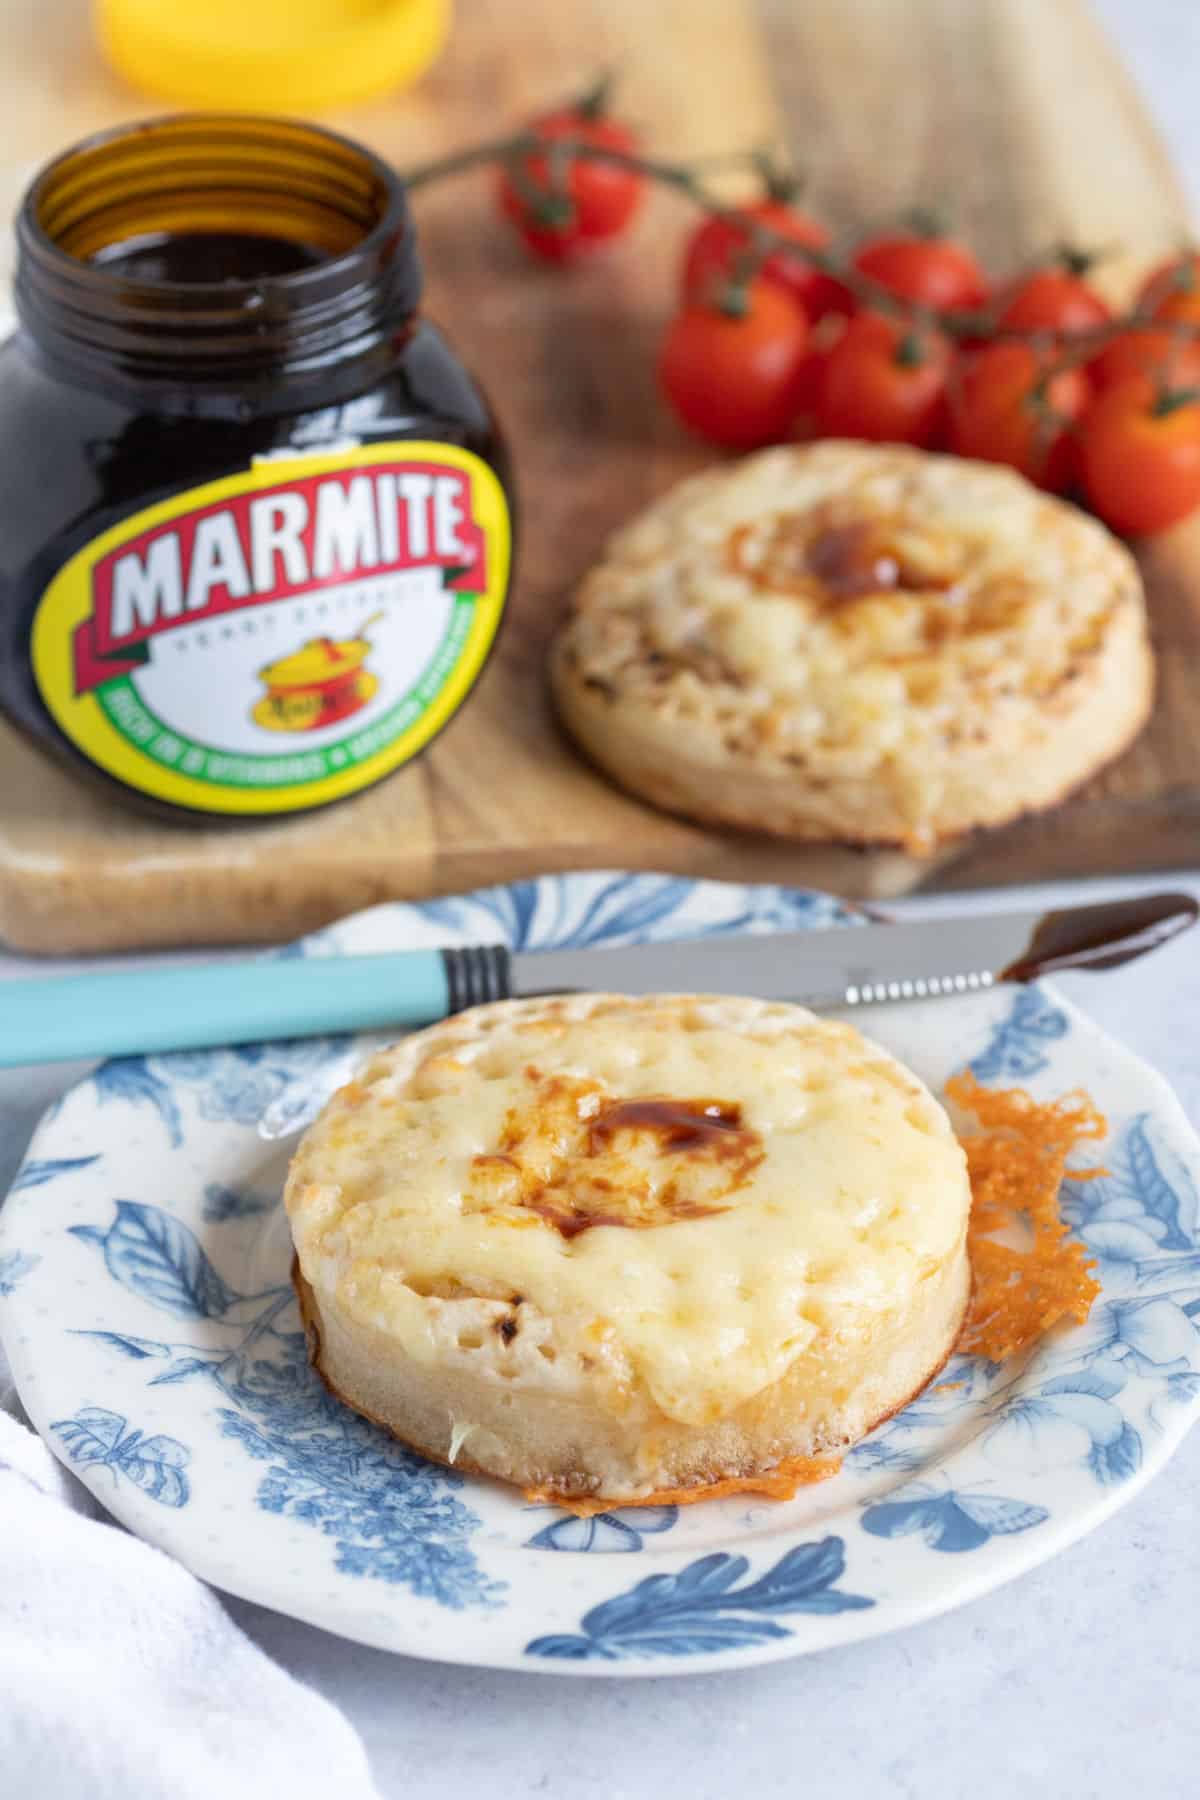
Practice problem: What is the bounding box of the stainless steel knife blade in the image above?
[508,891,1198,1010]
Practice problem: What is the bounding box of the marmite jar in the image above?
[0,115,513,819]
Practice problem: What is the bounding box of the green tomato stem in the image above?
[397,85,1200,395]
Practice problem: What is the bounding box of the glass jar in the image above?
[0,114,514,821]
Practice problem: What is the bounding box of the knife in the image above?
[0,890,1192,1071]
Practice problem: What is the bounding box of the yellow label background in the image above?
[31,442,510,815]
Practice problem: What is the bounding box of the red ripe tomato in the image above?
[681,200,846,320]
[1090,325,1200,390]
[659,281,810,449]
[1137,251,1200,327]
[497,106,642,262]
[852,230,988,313]
[814,312,951,447]
[1079,377,1200,535]
[995,265,1112,336]
[948,342,1087,491]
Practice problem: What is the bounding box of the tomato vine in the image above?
[401,75,1200,534]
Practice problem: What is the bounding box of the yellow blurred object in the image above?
[95,0,451,112]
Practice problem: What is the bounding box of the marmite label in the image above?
[31,442,510,814]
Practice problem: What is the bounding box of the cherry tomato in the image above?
[681,200,846,320]
[791,335,832,423]
[1137,251,1200,327]
[814,312,951,447]
[659,281,811,449]
[852,230,988,313]
[497,106,642,262]
[1079,377,1200,535]
[1090,325,1200,390]
[948,342,1086,491]
[995,265,1112,336]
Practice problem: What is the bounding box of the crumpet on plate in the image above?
[286,992,971,1502]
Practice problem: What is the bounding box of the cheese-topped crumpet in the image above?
[551,441,1153,851]
[286,993,971,1502]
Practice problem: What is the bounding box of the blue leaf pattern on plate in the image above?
[1065,1112,1198,1262]
[526,1505,679,1553]
[70,1200,243,1320]
[1123,1116,1198,1250]
[52,1405,190,1507]
[149,1354,228,1386]
[93,1058,183,1147]
[89,1040,348,1146]
[970,986,1069,1081]
[215,1330,502,1608]
[848,1355,1010,1477]
[161,1038,350,1129]
[527,1538,872,1660]
[1086,1421,1143,1485]
[202,1182,273,1223]
[71,1330,172,1360]
[0,1249,39,1296]
[1070,1295,1200,1377]
[66,1200,500,1610]
[415,872,857,953]
[983,1387,1133,1481]
[417,874,690,951]
[12,1154,100,1192]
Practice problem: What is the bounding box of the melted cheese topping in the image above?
[560,440,1140,763]
[286,995,971,1426]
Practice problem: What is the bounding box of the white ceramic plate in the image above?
[2,872,1199,1676]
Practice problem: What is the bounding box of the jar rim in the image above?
[19,111,411,299]
[13,112,421,395]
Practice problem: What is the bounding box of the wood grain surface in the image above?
[0,0,1193,952]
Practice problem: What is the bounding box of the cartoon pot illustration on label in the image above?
[252,612,383,733]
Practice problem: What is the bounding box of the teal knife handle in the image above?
[0,944,511,1068]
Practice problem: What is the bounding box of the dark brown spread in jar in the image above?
[0,115,514,821]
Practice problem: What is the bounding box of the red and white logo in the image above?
[73,460,487,694]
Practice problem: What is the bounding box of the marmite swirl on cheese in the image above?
[551,441,1152,852]
[285,993,972,1502]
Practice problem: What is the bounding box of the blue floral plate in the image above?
[2,873,1199,1676]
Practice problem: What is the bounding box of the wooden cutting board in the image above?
[1,0,1195,953]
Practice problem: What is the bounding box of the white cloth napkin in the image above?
[0,198,382,1794]
[0,1323,382,1800]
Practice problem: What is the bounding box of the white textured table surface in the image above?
[4,4,1200,1795]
